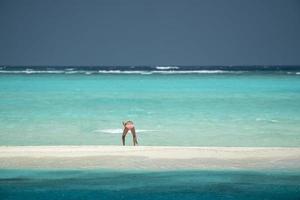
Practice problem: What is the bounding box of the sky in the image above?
[0,0,300,66]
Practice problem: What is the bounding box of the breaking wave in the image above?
[155,66,179,70]
[0,69,241,75]
[1,66,300,75]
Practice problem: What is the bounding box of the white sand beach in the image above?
[0,146,300,170]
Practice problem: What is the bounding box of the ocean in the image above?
[0,66,300,146]
[1,169,300,200]
[1,66,300,199]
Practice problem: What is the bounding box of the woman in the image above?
[122,121,138,146]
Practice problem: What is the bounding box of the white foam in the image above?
[0,70,96,74]
[153,70,231,74]
[287,72,300,75]
[65,71,78,74]
[0,70,242,75]
[140,71,154,75]
[93,129,157,134]
[255,118,278,123]
[155,66,179,70]
[0,70,66,74]
[96,70,238,74]
[98,70,148,74]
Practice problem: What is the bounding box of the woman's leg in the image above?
[122,128,129,146]
[131,127,138,146]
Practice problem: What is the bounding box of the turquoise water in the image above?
[0,73,300,146]
[1,169,300,200]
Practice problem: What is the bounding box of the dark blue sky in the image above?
[0,0,299,66]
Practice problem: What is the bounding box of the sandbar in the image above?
[0,146,300,170]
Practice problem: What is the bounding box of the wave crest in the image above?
[0,70,240,74]
[155,66,179,70]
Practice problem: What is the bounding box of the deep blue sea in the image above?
[1,169,300,200]
[0,66,300,146]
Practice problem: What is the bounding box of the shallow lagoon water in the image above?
[0,72,300,146]
[1,169,300,200]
